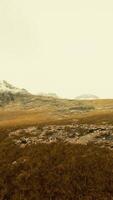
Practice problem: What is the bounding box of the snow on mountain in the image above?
[0,80,28,94]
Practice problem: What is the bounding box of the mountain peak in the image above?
[0,80,28,94]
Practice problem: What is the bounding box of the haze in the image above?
[0,0,113,99]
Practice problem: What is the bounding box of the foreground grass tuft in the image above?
[0,134,113,200]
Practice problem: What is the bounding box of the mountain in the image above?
[0,80,28,94]
[0,81,111,114]
[0,81,29,107]
[75,94,99,100]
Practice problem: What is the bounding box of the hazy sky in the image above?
[0,0,113,98]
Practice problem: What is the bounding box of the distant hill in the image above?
[1,81,113,114]
[75,94,99,100]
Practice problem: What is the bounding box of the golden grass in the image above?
[0,110,58,130]
[0,97,113,130]
[0,108,113,132]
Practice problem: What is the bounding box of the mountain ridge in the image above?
[0,80,29,94]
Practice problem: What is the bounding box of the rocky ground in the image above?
[8,124,113,149]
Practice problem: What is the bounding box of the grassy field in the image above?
[0,100,113,199]
[0,108,113,130]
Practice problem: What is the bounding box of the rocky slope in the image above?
[0,80,29,107]
[8,123,113,150]
[0,80,28,94]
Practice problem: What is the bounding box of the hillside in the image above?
[0,81,113,115]
[0,81,113,199]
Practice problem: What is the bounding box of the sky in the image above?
[0,0,113,99]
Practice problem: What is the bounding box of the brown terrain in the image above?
[0,82,113,199]
[1,97,113,150]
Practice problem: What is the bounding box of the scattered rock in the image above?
[9,124,113,149]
